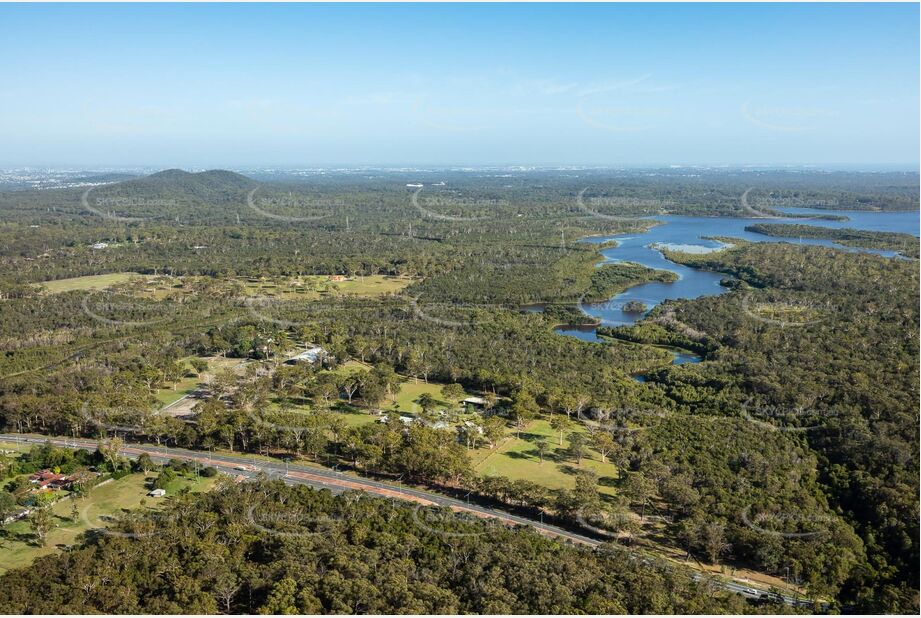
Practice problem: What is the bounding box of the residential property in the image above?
[463,396,487,410]
[285,345,326,364]
[29,469,73,491]
[148,488,167,498]
[328,274,348,282]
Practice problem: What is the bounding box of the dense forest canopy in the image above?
[0,481,797,614]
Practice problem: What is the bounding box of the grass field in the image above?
[242,274,411,299]
[472,418,620,497]
[35,272,144,293]
[0,472,215,574]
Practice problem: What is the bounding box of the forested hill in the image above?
[0,481,788,614]
[84,169,259,219]
[137,168,255,191]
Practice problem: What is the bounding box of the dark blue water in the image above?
[556,208,919,349]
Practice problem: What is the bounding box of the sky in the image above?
[1,2,918,168]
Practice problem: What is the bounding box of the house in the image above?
[463,396,487,410]
[91,242,108,250]
[29,470,70,491]
[328,275,348,282]
[148,488,167,498]
[285,345,326,365]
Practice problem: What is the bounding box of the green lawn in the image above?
[0,472,215,574]
[155,374,200,406]
[35,272,144,294]
[472,418,621,497]
[332,408,380,428]
[391,380,462,414]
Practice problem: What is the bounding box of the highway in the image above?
[0,433,822,610]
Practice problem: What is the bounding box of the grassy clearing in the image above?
[155,374,200,406]
[392,380,461,414]
[332,409,380,428]
[155,356,249,409]
[35,272,144,293]
[472,418,620,497]
[241,274,412,299]
[325,361,467,415]
[0,472,215,574]
[332,275,412,296]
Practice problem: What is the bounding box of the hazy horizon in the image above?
[2,3,918,168]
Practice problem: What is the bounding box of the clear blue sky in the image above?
[1,3,918,168]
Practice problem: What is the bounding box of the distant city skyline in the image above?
[1,3,918,168]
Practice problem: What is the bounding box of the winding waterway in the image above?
[554,208,919,349]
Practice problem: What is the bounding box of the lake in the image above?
[554,208,919,347]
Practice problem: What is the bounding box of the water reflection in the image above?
[563,207,919,336]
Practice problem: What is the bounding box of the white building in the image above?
[286,346,326,364]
